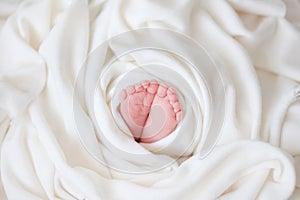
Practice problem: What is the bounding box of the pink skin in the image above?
[119,80,183,143]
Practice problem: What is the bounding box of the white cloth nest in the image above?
[0,0,300,199]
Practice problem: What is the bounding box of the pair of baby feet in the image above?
[119,80,182,143]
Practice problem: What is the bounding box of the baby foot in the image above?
[140,84,183,143]
[118,80,182,143]
[119,80,159,141]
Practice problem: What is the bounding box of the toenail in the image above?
[173,102,181,112]
[157,86,167,97]
[167,88,174,95]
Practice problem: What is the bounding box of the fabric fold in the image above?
[0,0,299,199]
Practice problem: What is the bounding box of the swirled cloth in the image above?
[0,0,300,199]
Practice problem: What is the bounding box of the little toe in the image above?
[173,102,181,113]
[119,89,127,101]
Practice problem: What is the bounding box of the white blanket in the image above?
[0,0,300,199]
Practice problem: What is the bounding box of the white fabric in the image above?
[0,0,299,199]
